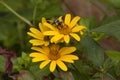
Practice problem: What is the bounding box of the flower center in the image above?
[48,44,60,60]
[58,24,71,35]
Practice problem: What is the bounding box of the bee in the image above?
[54,19,62,25]
[46,16,65,30]
[53,19,63,30]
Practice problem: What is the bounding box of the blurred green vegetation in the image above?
[0,0,64,50]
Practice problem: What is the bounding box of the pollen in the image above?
[48,44,60,60]
[58,24,71,35]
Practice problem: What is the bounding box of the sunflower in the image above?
[27,18,50,46]
[29,44,79,72]
[43,14,85,44]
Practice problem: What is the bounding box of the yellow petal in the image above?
[42,46,50,54]
[70,33,80,41]
[32,57,43,62]
[31,47,47,54]
[58,16,63,21]
[39,22,51,32]
[42,17,47,23]
[59,47,76,55]
[69,16,80,28]
[61,55,79,61]
[51,34,64,43]
[29,52,45,57]
[65,14,71,25]
[44,31,59,36]
[29,39,44,46]
[29,52,48,62]
[39,23,44,32]
[59,57,74,63]
[57,60,67,71]
[30,28,43,36]
[43,23,56,31]
[50,61,56,72]
[64,35,70,43]
[72,25,85,32]
[27,32,42,39]
[40,60,51,69]
[50,37,55,43]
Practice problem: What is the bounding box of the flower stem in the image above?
[0,1,33,26]
[32,5,37,25]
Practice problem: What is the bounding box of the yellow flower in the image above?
[29,44,79,72]
[27,17,52,46]
[39,17,53,33]
[27,28,49,46]
[27,27,50,46]
[43,14,85,43]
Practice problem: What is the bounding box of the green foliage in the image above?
[71,61,92,80]
[0,21,19,47]
[105,51,120,78]
[92,20,120,42]
[105,50,120,61]
[0,0,31,12]
[12,52,30,71]
[80,17,97,30]
[0,55,6,72]
[36,4,64,20]
[80,35,104,66]
[29,63,50,79]
[0,0,64,48]
[98,0,120,8]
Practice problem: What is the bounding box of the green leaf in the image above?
[79,17,97,30]
[71,70,80,80]
[12,58,23,71]
[29,63,50,79]
[79,17,90,28]
[103,59,114,71]
[71,69,89,80]
[98,0,120,8]
[107,0,120,8]
[106,73,117,80]
[21,52,30,63]
[115,62,120,76]
[71,60,91,80]
[0,55,6,72]
[105,50,120,61]
[12,52,30,71]
[80,35,104,66]
[92,72,116,80]
[92,20,120,42]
